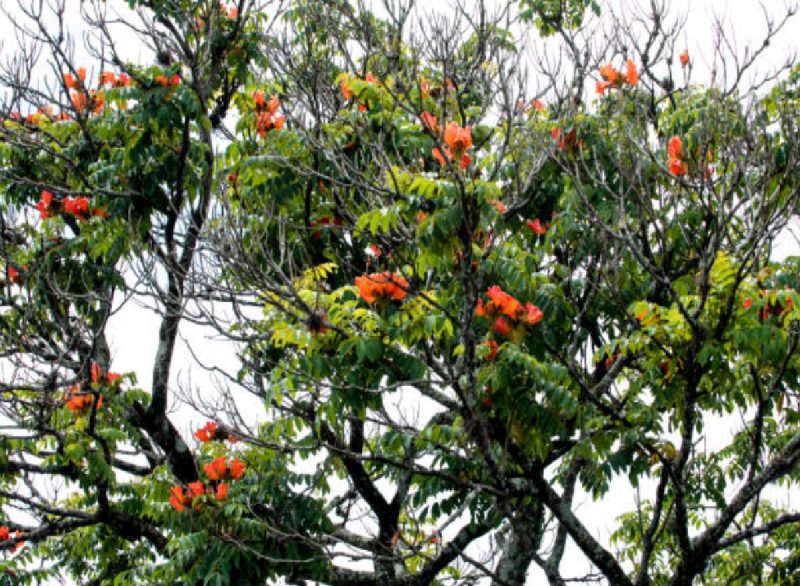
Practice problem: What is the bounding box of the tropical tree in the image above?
[1,0,800,585]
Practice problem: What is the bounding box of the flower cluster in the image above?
[253,92,285,136]
[169,457,246,512]
[551,127,583,152]
[476,286,543,337]
[4,265,25,286]
[526,218,548,235]
[98,71,131,88]
[596,60,638,94]
[425,117,473,170]
[355,272,409,304]
[0,526,24,552]
[155,73,181,87]
[91,362,121,386]
[194,421,240,443]
[667,136,713,178]
[35,190,108,221]
[667,136,687,176]
[64,385,103,413]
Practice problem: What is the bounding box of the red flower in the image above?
[204,456,228,481]
[215,482,229,501]
[669,158,687,176]
[194,421,218,442]
[0,527,8,541]
[668,136,683,159]
[531,98,545,111]
[253,91,266,110]
[493,317,512,337]
[228,458,246,480]
[522,302,544,326]
[169,485,190,512]
[63,196,90,219]
[680,50,689,66]
[185,482,204,500]
[6,266,24,285]
[526,218,547,235]
[743,298,753,309]
[64,385,103,413]
[355,272,408,304]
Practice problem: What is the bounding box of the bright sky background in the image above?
[1,0,799,584]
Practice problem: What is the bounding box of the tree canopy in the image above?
[1,0,800,584]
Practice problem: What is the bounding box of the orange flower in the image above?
[444,122,472,154]
[743,298,753,309]
[420,111,438,133]
[530,98,545,111]
[432,122,472,169]
[599,63,620,84]
[255,96,284,136]
[340,76,354,100]
[479,286,522,318]
[625,60,638,86]
[667,136,683,159]
[596,80,612,95]
[187,481,206,499]
[491,200,507,214]
[64,72,77,89]
[65,385,102,413]
[169,485,190,512]
[0,527,8,541]
[669,158,687,176]
[228,458,246,480]
[36,190,54,219]
[194,421,218,442]
[215,482,229,501]
[431,146,448,167]
[526,218,547,235]
[597,61,637,93]
[6,266,23,285]
[204,456,228,481]
[253,91,265,110]
[680,50,689,66]
[355,272,409,304]
[99,71,116,86]
[63,196,90,219]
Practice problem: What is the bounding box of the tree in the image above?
[1,0,799,584]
